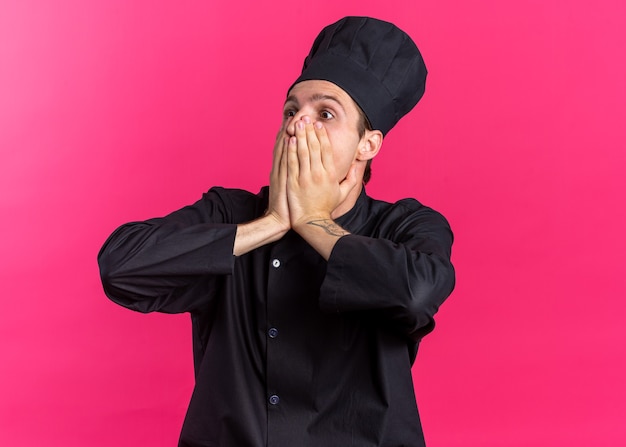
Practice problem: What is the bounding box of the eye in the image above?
[283,109,297,120]
[320,110,334,120]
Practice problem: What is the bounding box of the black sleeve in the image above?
[97,188,250,314]
[319,202,455,342]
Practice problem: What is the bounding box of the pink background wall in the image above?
[1,1,625,446]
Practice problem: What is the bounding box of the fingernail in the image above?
[296,121,304,129]
[302,116,311,124]
[315,121,323,129]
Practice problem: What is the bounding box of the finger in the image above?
[278,136,288,182]
[295,119,311,173]
[287,135,299,181]
[338,163,359,198]
[305,118,322,170]
[271,136,286,179]
[315,121,334,171]
[272,128,285,162]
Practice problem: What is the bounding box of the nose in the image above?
[286,112,312,137]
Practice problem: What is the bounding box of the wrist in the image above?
[291,213,331,232]
[233,214,289,257]
[294,216,348,239]
[291,216,349,261]
[263,211,291,235]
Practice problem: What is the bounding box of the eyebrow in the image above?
[284,93,346,112]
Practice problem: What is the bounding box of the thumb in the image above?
[339,164,359,198]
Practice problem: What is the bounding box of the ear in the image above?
[356,130,383,161]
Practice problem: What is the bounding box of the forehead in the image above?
[286,80,358,111]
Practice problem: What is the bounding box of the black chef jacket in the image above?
[98,186,455,447]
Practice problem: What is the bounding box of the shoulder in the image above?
[204,186,265,202]
[364,194,453,245]
[368,194,449,225]
[199,186,269,223]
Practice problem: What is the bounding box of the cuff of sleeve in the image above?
[204,224,237,274]
[318,234,351,313]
